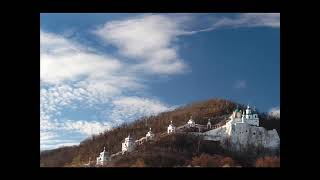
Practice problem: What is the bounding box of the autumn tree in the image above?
[131,158,146,167]
[189,153,237,167]
[255,156,280,167]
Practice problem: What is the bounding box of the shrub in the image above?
[255,156,280,167]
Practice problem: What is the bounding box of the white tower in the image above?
[167,121,176,134]
[96,147,109,166]
[242,104,259,126]
[187,115,195,127]
[245,105,252,119]
[207,118,212,129]
[146,127,155,141]
[122,134,135,154]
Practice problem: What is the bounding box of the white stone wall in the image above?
[245,119,259,126]
[203,120,280,152]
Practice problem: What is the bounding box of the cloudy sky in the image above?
[40,13,280,150]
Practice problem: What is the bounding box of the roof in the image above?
[235,108,241,112]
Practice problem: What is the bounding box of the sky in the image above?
[40,13,280,150]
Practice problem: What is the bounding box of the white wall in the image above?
[203,120,280,152]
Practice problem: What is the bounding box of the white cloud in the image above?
[40,120,110,150]
[94,14,189,75]
[40,30,145,119]
[269,107,280,118]
[110,96,174,125]
[234,80,247,89]
[40,131,57,142]
[40,30,78,54]
[41,52,122,85]
[41,31,123,85]
[182,13,280,35]
[63,120,111,136]
[40,29,171,150]
[242,13,280,28]
[94,13,279,75]
[214,13,280,29]
[41,142,79,151]
[40,30,144,105]
[40,85,94,128]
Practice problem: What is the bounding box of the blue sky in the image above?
[40,13,280,150]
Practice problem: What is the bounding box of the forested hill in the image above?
[40,98,280,167]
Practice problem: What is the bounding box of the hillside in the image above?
[40,98,280,167]
[104,134,240,167]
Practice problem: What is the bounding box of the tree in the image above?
[255,156,280,167]
[189,153,236,167]
[131,158,145,167]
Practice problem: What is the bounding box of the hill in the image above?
[40,98,280,167]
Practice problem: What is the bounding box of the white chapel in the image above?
[146,128,155,141]
[167,121,176,134]
[207,118,212,129]
[122,134,135,154]
[187,115,196,127]
[230,105,259,126]
[96,147,109,166]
